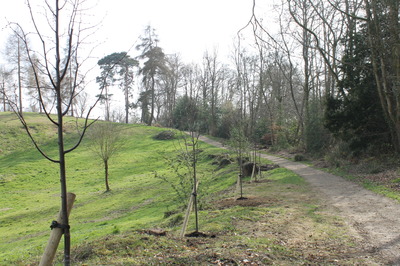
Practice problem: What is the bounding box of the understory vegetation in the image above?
[0,112,387,265]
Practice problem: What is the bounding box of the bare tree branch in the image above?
[9,23,59,125]
[2,92,59,163]
[287,0,341,86]
[326,0,367,22]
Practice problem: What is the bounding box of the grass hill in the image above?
[0,112,382,265]
[0,112,237,264]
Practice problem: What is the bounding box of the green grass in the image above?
[0,113,238,264]
[264,167,306,185]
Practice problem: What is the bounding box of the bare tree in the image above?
[181,63,202,101]
[159,54,182,127]
[0,65,13,111]
[229,124,250,199]
[4,30,28,115]
[199,50,225,135]
[26,54,50,113]
[280,0,400,151]
[75,91,89,118]
[88,122,122,192]
[177,94,204,234]
[242,0,346,149]
[182,130,201,234]
[5,1,101,264]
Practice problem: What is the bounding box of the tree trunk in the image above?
[192,139,199,232]
[105,86,110,121]
[56,92,70,265]
[301,1,311,150]
[15,0,96,264]
[2,79,6,111]
[105,159,110,191]
[55,2,71,264]
[149,75,155,126]
[124,70,129,124]
[17,38,23,116]
[69,67,74,117]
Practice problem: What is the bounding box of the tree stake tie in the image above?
[50,220,70,232]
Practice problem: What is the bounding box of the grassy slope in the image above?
[0,112,382,265]
[0,112,235,264]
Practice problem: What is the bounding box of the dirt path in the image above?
[199,136,400,264]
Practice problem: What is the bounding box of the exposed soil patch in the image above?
[215,196,278,209]
[185,231,214,238]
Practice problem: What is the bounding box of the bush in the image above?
[294,154,306,162]
[305,101,331,153]
[324,141,352,167]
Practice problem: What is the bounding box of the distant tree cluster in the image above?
[2,0,399,158]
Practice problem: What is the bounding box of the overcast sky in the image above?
[95,0,255,62]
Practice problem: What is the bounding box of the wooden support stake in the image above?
[180,182,198,238]
[251,163,256,182]
[236,173,240,192]
[39,192,76,266]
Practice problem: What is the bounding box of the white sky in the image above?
[0,0,256,62]
[95,0,256,62]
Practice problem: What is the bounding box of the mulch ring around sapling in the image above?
[185,231,216,238]
[215,196,280,209]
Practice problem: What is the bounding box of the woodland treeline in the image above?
[1,0,399,156]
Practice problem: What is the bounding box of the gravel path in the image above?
[199,136,400,264]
